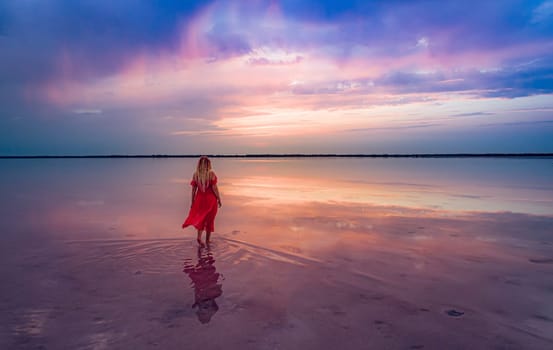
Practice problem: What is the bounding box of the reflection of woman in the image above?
[182,156,222,246]
[183,247,223,324]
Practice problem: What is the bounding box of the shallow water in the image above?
[1,157,552,349]
[1,157,552,237]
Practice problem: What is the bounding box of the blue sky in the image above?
[1,0,552,155]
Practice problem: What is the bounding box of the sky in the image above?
[1,0,553,155]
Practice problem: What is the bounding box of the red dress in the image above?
[182,174,218,232]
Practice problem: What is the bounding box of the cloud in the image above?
[506,106,553,113]
[449,112,495,117]
[72,109,103,115]
[0,1,213,87]
[373,56,553,98]
[278,0,553,56]
[205,33,251,61]
[3,0,553,105]
[248,55,303,66]
[1,0,553,155]
[532,0,553,24]
[416,37,429,48]
[479,119,553,128]
[346,122,443,132]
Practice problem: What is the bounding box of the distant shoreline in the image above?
[1,153,552,159]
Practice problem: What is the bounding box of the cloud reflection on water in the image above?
[1,158,553,348]
[1,157,552,244]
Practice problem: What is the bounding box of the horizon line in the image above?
[1,153,553,159]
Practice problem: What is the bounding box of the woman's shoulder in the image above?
[190,172,198,186]
[209,170,218,182]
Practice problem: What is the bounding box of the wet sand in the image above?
[1,158,552,349]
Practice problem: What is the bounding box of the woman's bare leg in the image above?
[197,230,204,245]
[206,231,212,245]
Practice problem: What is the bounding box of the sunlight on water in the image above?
[221,157,553,215]
[1,157,552,242]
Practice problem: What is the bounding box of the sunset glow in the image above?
[1,1,553,154]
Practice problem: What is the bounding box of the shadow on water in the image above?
[183,245,224,324]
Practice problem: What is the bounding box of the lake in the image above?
[1,157,552,349]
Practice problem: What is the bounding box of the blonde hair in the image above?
[193,156,213,191]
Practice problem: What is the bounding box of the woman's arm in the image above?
[210,171,222,208]
[191,186,197,207]
[212,184,222,208]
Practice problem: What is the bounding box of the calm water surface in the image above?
[1,157,552,238]
[1,158,552,349]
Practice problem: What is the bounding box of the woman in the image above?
[182,156,222,245]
